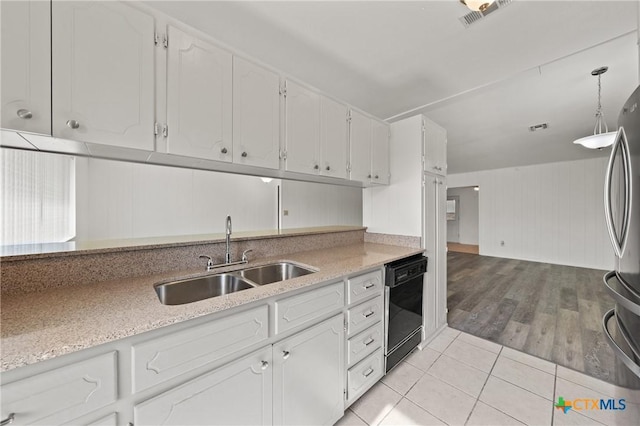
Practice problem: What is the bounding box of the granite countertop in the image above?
[1,242,423,372]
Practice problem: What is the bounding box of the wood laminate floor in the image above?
[447,252,637,388]
[447,243,479,254]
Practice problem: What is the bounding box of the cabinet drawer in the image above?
[347,269,382,305]
[347,321,384,367]
[275,281,344,334]
[0,352,117,426]
[347,295,383,336]
[132,305,268,392]
[346,349,384,405]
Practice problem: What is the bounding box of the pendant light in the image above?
[573,66,617,149]
[460,0,495,12]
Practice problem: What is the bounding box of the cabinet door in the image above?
[349,110,371,183]
[422,174,439,338]
[166,25,232,162]
[134,346,272,426]
[371,120,390,185]
[52,1,155,150]
[0,0,51,135]
[320,97,348,179]
[273,314,344,426]
[423,118,447,175]
[285,80,320,174]
[436,176,448,328]
[233,57,280,170]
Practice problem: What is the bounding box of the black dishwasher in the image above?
[385,254,428,372]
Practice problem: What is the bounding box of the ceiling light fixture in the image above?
[460,0,495,12]
[573,66,616,149]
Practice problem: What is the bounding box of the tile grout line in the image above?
[347,407,369,425]
[464,345,504,425]
[551,363,558,426]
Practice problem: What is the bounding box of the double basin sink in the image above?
[154,262,316,305]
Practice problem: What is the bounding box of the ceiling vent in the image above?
[459,0,513,28]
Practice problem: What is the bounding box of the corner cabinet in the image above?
[232,57,281,170]
[371,120,390,185]
[165,25,233,162]
[51,1,156,151]
[349,110,390,186]
[0,0,51,135]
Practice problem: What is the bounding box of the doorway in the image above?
[446,186,479,255]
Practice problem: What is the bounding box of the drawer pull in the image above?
[363,368,374,377]
[261,361,269,370]
[363,310,375,318]
[364,337,375,346]
[1,413,15,426]
[283,351,290,360]
[363,282,375,289]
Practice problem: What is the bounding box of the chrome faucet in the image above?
[225,215,232,264]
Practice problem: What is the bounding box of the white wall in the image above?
[76,158,279,241]
[280,180,362,229]
[447,186,479,245]
[448,157,615,270]
[363,115,423,237]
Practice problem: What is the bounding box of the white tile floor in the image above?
[337,328,640,426]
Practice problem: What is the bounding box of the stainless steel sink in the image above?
[154,273,257,305]
[154,262,316,305]
[238,262,316,285]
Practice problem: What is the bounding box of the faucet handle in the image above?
[199,255,214,270]
[241,249,253,262]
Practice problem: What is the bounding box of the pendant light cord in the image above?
[594,73,608,135]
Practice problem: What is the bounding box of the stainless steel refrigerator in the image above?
[602,84,640,389]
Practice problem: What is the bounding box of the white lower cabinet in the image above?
[134,346,273,426]
[273,314,345,426]
[346,349,384,406]
[0,352,117,426]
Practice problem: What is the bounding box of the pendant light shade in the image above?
[460,0,495,12]
[573,66,616,149]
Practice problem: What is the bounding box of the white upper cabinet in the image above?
[52,1,155,151]
[371,119,390,185]
[423,117,447,175]
[284,81,320,174]
[349,110,372,183]
[320,97,348,179]
[1,0,51,135]
[166,25,232,162]
[233,57,280,170]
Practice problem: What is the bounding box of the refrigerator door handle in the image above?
[603,271,640,316]
[604,127,631,258]
[603,309,640,378]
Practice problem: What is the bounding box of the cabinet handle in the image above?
[220,147,228,154]
[314,164,319,170]
[66,119,80,129]
[0,413,15,426]
[326,166,331,171]
[363,368,374,377]
[364,337,375,346]
[363,310,375,318]
[363,282,375,289]
[283,350,290,360]
[375,175,379,179]
[367,174,372,179]
[16,109,32,119]
[241,151,248,157]
[261,361,269,370]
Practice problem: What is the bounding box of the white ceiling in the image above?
[146,1,640,174]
